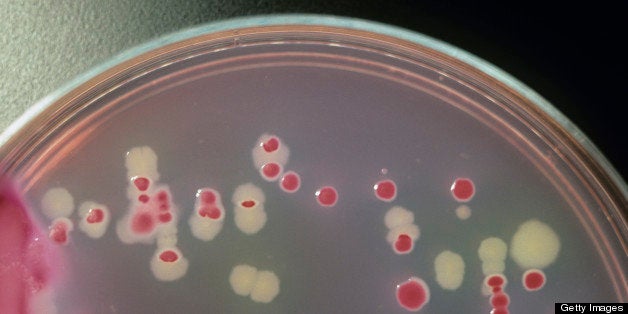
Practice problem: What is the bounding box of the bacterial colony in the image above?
[39,133,561,312]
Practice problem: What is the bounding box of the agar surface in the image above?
[29,134,562,312]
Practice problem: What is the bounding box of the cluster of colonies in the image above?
[252,134,301,193]
[475,219,560,313]
[451,177,474,220]
[229,264,281,303]
[35,134,562,312]
[41,187,112,245]
[117,146,188,281]
[384,206,420,255]
[252,134,340,207]
[386,175,560,313]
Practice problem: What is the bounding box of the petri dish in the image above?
[0,15,626,313]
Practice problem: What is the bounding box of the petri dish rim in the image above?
[1,14,625,198]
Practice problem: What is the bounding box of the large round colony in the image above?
[434,250,465,290]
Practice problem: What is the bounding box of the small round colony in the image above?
[396,277,430,312]
[454,205,471,220]
[434,250,465,290]
[384,206,420,255]
[510,219,560,269]
[252,134,290,182]
[450,177,475,202]
[48,217,73,245]
[229,264,280,304]
[522,268,546,291]
[315,186,338,207]
[77,201,111,239]
[373,179,397,202]
[41,187,74,219]
[279,171,301,193]
[188,188,225,241]
[232,183,267,235]
[149,246,189,281]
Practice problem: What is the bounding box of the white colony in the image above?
[156,223,179,248]
[77,201,110,239]
[510,219,560,269]
[481,261,506,277]
[455,205,472,220]
[478,237,508,276]
[434,250,465,290]
[251,133,290,170]
[232,183,266,205]
[41,187,74,219]
[232,183,268,235]
[384,206,415,229]
[189,188,226,241]
[229,264,280,303]
[189,216,224,241]
[125,146,159,182]
[149,247,189,282]
[250,270,281,304]
[230,264,259,296]
[234,207,268,235]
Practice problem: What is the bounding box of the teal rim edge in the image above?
[1,14,626,198]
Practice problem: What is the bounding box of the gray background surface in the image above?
[1,1,625,178]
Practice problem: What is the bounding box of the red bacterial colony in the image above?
[450,177,475,202]
[241,200,256,208]
[261,162,282,181]
[315,186,338,207]
[133,177,150,191]
[138,194,150,203]
[49,223,69,244]
[86,208,104,224]
[280,171,301,193]
[262,137,279,152]
[196,189,223,219]
[374,179,397,202]
[131,211,155,234]
[159,250,179,263]
[523,269,546,291]
[396,277,430,312]
[48,219,73,245]
[159,213,173,223]
[485,274,510,314]
[394,234,413,254]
